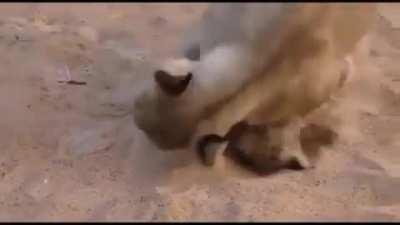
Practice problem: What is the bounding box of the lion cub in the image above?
[133,3,377,171]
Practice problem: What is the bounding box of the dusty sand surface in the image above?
[0,3,399,222]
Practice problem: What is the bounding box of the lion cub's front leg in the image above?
[195,114,341,172]
[191,73,279,166]
[193,119,303,169]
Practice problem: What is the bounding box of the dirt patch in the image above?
[0,3,399,221]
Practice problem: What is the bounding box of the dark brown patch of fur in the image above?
[219,121,338,175]
[154,70,193,96]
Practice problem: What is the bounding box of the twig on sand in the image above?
[58,80,87,85]
[57,64,87,86]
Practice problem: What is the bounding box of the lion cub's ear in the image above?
[154,70,193,96]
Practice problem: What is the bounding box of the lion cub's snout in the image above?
[133,58,198,150]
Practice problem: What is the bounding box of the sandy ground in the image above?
[0,3,399,222]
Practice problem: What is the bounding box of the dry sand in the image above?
[0,3,399,221]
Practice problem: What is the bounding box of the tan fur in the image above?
[191,4,377,168]
[133,3,377,169]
